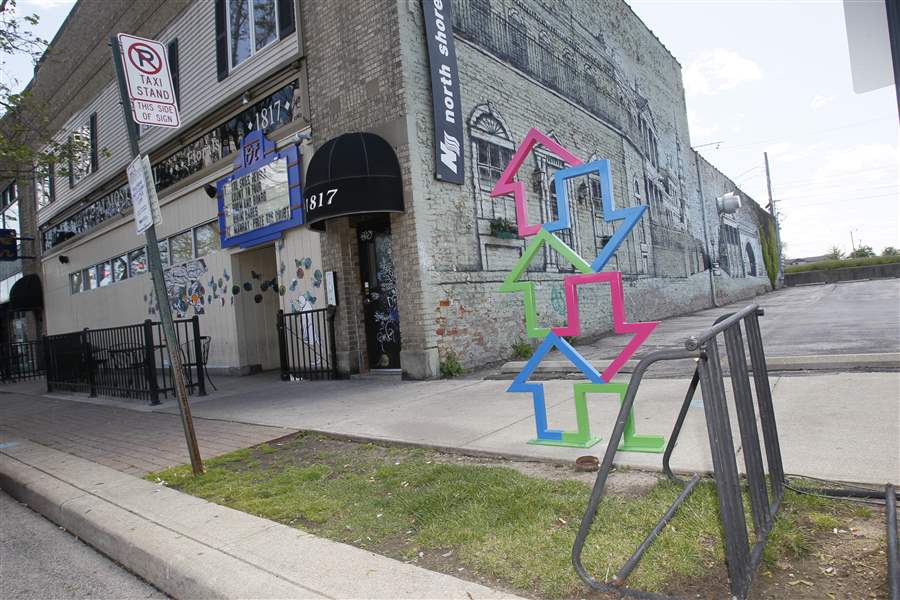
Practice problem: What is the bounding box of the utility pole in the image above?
[109,36,203,475]
[850,230,856,252]
[764,152,782,284]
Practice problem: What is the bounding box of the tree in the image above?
[883,247,898,256]
[849,245,875,259]
[825,245,844,260]
[0,1,87,180]
[759,220,779,288]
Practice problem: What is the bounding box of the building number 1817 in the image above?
[307,188,338,212]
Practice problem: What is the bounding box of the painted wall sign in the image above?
[216,129,303,249]
[42,81,299,251]
[422,0,465,184]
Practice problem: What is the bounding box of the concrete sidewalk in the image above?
[4,370,898,484]
[0,438,520,600]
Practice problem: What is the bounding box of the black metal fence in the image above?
[44,315,207,404]
[0,340,45,383]
[572,305,785,599]
[277,307,337,381]
[453,0,641,145]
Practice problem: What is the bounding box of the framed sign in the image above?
[216,130,303,248]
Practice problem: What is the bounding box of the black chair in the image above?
[177,336,216,392]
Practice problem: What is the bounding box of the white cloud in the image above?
[687,109,720,141]
[683,49,763,96]
[809,95,833,111]
[20,0,75,8]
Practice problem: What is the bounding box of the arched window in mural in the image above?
[469,105,515,222]
[538,32,557,88]
[561,52,579,98]
[746,241,757,276]
[508,11,528,69]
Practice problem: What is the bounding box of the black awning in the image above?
[304,132,404,231]
[9,273,43,312]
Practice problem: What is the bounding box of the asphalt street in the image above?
[0,490,166,599]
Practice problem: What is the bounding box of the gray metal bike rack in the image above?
[572,304,785,599]
[572,303,900,599]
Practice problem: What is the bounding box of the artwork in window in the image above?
[129,248,148,275]
[170,230,193,265]
[158,240,170,268]
[69,271,82,294]
[97,261,113,287]
[112,255,128,282]
[194,222,220,257]
[85,267,97,290]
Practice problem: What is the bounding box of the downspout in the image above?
[694,150,719,307]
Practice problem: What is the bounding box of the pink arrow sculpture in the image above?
[552,271,659,382]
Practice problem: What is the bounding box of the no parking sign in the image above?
[116,33,180,129]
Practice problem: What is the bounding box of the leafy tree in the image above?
[0,1,88,180]
[882,246,898,257]
[849,245,875,259]
[759,220,780,288]
[825,245,844,260]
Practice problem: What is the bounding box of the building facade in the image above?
[11,0,775,380]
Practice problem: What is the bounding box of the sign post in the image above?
[110,35,203,475]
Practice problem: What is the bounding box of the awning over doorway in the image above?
[305,132,404,231]
[8,273,42,312]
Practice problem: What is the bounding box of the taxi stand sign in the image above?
[117,33,180,129]
[127,154,162,235]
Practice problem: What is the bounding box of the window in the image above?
[35,163,55,209]
[158,240,170,268]
[469,105,515,222]
[170,230,193,264]
[84,267,97,290]
[1,181,16,209]
[475,140,512,190]
[68,114,97,186]
[1,197,20,256]
[226,0,278,70]
[97,261,113,287]
[69,271,83,294]
[194,222,220,257]
[129,248,148,275]
[112,255,128,282]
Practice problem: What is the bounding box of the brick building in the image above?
[6,0,775,381]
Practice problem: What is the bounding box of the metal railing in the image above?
[453,0,641,145]
[44,315,207,403]
[0,340,45,383]
[277,307,337,381]
[572,305,785,599]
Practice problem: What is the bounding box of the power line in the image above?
[778,191,900,207]
[773,165,899,188]
[774,182,900,199]
[695,116,898,152]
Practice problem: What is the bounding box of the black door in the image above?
[358,219,401,369]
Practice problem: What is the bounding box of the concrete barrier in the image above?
[785,262,900,286]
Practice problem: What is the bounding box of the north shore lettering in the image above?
[432,0,456,125]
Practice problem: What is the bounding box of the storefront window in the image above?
[112,255,128,282]
[158,240,170,267]
[194,222,219,257]
[129,248,147,275]
[228,0,278,69]
[170,230,193,265]
[97,261,113,287]
[69,271,82,294]
[84,267,97,290]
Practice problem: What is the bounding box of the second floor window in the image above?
[227,0,278,70]
[69,113,98,187]
[35,163,55,209]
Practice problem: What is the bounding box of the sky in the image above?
[2,0,898,258]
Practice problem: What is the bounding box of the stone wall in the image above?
[396,0,773,370]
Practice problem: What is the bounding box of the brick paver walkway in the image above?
[0,392,295,476]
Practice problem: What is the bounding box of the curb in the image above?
[0,439,520,600]
[498,352,900,376]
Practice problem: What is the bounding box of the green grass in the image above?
[147,436,860,598]
[785,254,900,273]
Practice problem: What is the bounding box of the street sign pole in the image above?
[109,36,203,475]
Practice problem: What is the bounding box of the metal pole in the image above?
[764,152,782,285]
[109,36,203,475]
[850,230,856,252]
